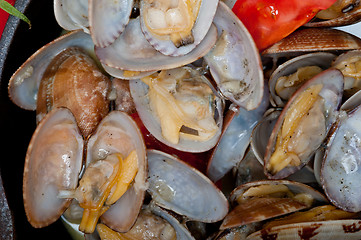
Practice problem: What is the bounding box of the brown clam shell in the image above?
[220,180,328,230]
[305,1,361,27]
[262,28,361,58]
[220,197,307,230]
[36,48,111,138]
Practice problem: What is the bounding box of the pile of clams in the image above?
[6,0,361,239]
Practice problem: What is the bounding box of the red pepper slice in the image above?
[232,0,337,51]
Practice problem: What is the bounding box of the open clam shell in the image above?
[85,110,147,232]
[129,67,224,153]
[88,0,133,47]
[321,105,361,212]
[305,0,361,27]
[8,30,94,111]
[139,0,219,57]
[147,149,228,223]
[247,219,361,240]
[332,49,361,98]
[54,0,89,33]
[251,109,317,184]
[95,17,218,73]
[220,180,328,230]
[269,52,336,107]
[204,1,264,111]
[23,107,83,228]
[264,68,344,179]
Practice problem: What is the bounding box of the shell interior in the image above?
[147,150,228,223]
[204,1,264,110]
[86,110,147,232]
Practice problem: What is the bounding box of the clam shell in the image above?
[204,1,264,111]
[147,150,228,223]
[332,49,361,98]
[8,30,94,111]
[264,69,344,179]
[221,197,308,230]
[247,220,361,240]
[36,48,111,138]
[305,2,361,28]
[23,107,83,228]
[321,105,361,212]
[54,0,89,33]
[139,0,219,57]
[251,109,318,184]
[207,85,269,182]
[220,180,328,230]
[150,203,195,240]
[88,0,133,47]
[95,17,218,72]
[129,69,224,153]
[85,110,147,232]
[262,28,361,58]
[269,52,336,107]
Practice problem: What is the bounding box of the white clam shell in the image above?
[23,107,83,228]
[321,105,361,212]
[147,150,228,223]
[207,85,269,182]
[204,1,264,111]
[89,0,133,47]
[54,0,89,33]
[96,17,218,72]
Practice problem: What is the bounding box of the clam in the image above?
[220,180,328,230]
[54,0,89,33]
[130,66,224,153]
[139,0,219,56]
[251,109,318,184]
[36,47,111,138]
[85,110,147,232]
[95,17,217,73]
[8,30,95,111]
[147,149,229,223]
[264,69,344,179]
[306,0,361,27]
[321,104,361,212]
[88,0,133,47]
[204,1,264,111]
[23,107,83,228]
[23,108,147,233]
[332,49,361,98]
[207,85,269,182]
[268,52,336,107]
[262,28,361,58]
